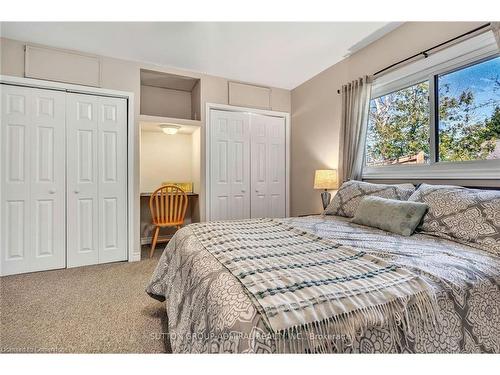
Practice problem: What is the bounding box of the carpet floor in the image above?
[0,247,171,353]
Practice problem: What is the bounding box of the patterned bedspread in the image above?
[146,215,500,353]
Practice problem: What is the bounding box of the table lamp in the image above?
[314,169,338,210]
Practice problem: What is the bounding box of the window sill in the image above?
[362,159,500,180]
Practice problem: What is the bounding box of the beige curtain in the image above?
[339,76,372,183]
[492,22,500,49]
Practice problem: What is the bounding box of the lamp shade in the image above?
[313,169,338,190]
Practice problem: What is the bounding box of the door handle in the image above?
[74,190,80,194]
[241,189,246,193]
[48,188,56,194]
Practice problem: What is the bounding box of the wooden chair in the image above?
[148,185,188,258]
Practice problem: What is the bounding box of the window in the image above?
[366,82,430,167]
[438,57,500,162]
[363,30,500,179]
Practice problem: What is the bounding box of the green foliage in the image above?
[485,106,500,139]
[367,80,500,165]
[367,82,429,164]
[438,83,498,161]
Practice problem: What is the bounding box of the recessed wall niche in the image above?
[140,69,201,121]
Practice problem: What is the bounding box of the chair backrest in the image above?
[149,185,188,225]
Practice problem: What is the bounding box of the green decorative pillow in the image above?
[351,196,428,236]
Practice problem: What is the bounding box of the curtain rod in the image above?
[336,22,492,94]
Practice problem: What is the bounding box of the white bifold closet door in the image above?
[250,114,286,218]
[210,110,251,220]
[66,93,127,268]
[209,109,285,221]
[1,85,66,276]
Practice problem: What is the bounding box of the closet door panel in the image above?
[1,86,31,275]
[66,94,99,267]
[266,116,286,218]
[213,137,230,220]
[250,119,268,218]
[250,114,286,218]
[1,85,66,275]
[209,110,250,220]
[97,97,127,263]
[228,114,250,220]
[210,113,230,220]
[30,89,66,270]
[230,140,247,219]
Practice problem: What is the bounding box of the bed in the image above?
[146,213,500,353]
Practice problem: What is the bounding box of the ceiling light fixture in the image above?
[160,124,181,135]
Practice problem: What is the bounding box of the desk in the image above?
[140,192,199,245]
[140,192,199,198]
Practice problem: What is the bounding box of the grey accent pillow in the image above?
[323,180,416,218]
[409,183,500,256]
[351,196,428,236]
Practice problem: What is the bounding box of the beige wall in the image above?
[140,131,194,193]
[290,22,490,216]
[140,85,192,119]
[191,127,201,194]
[0,37,291,222]
[0,37,25,77]
[191,81,201,120]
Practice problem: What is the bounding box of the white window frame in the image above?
[363,31,500,180]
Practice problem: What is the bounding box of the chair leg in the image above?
[150,226,160,258]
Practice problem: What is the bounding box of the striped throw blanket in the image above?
[190,218,439,353]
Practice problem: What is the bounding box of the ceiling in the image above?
[0,22,401,89]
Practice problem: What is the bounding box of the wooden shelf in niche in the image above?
[140,69,201,121]
[139,114,201,128]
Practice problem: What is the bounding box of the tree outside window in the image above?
[366,55,500,167]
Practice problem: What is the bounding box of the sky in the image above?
[438,55,500,122]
